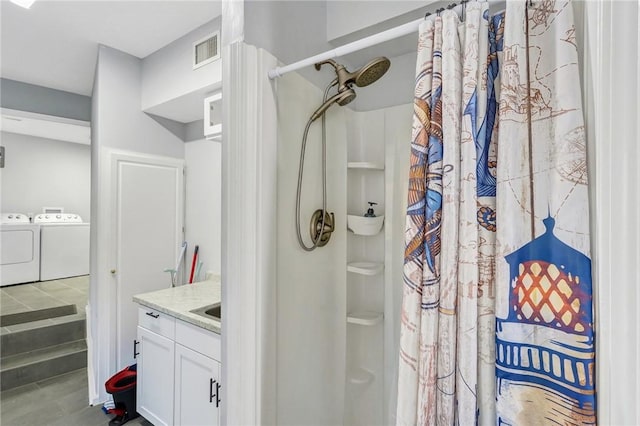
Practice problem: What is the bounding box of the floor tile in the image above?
[21,297,66,310]
[48,405,108,426]
[0,383,40,409]
[4,318,55,332]
[2,285,44,298]
[33,280,70,292]
[36,369,88,397]
[0,303,30,315]
[1,400,66,426]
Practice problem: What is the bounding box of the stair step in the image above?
[1,315,85,357]
[0,340,87,391]
[0,304,77,327]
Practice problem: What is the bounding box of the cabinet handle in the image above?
[145,312,160,319]
[133,339,140,359]
[210,379,221,407]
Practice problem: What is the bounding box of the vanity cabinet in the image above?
[136,325,175,426]
[174,344,220,426]
[136,307,221,426]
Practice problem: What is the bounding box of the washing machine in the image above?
[35,213,90,281]
[1,213,41,286]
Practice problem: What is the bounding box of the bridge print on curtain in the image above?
[397,1,595,424]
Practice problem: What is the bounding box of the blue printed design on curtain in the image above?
[476,12,503,198]
[466,12,503,234]
[424,85,443,274]
[496,216,596,414]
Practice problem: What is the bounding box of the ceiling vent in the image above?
[193,31,220,69]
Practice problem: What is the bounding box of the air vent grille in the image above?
[193,32,220,69]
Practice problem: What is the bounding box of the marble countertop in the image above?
[133,277,221,333]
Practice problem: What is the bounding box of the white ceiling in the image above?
[0,0,221,96]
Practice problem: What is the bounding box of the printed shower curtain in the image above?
[397,1,595,424]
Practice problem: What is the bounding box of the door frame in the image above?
[90,147,184,404]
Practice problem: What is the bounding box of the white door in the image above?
[112,151,183,370]
[137,326,175,426]
[174,343,221,426]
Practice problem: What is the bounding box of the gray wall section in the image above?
[184,120,205,142]
[244,1,343,93]
[92,45,184,157]
[0,78,91,121]
[242,1,415,112]
[146,113,186,140]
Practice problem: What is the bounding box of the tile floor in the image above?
[2,277,153,425]
[0,368,152,426]
[1,276,89,335]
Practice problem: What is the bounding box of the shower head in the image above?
[353,57,391,87]
[310,88,356,122]
[314,57,390,92]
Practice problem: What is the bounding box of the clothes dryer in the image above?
[1,213,41,286]
[35,213,90,281]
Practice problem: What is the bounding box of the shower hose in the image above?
[295,81,334,251]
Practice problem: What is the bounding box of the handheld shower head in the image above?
[310,88,356,122]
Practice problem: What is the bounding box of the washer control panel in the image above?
[34,214,83,224]
[1,213,30,224]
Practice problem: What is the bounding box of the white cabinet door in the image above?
[137,326,175,426]
[174,343,221,426]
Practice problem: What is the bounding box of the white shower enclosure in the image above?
[220,1,640,425]
[272,65,412,424]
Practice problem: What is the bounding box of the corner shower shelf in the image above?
[347,162,384,170]
[347,261,384,276]
[347,215,385,236]
[347,367,375,386]
[347,311,383,326]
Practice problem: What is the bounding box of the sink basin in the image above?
[190,303,221,321]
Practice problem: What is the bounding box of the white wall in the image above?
[92,45,185,158]
[326,0,427,41]
[185,139,221,276]
[275,69,347,425]
[0,132,90,219]
[244,1,344,96]
[89,44,185,404]
[141,18,222,115]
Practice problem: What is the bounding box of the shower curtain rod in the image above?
[267,1,503,80]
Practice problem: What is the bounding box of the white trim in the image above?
[221,42,278,425]
[586,0,640,424]
[204,91,223,140]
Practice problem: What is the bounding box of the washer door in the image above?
[1,225,41,286]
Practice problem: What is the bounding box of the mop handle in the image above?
[189,245,199,284]
[176,242,187,272]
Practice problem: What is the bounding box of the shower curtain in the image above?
[397,1,596,424]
